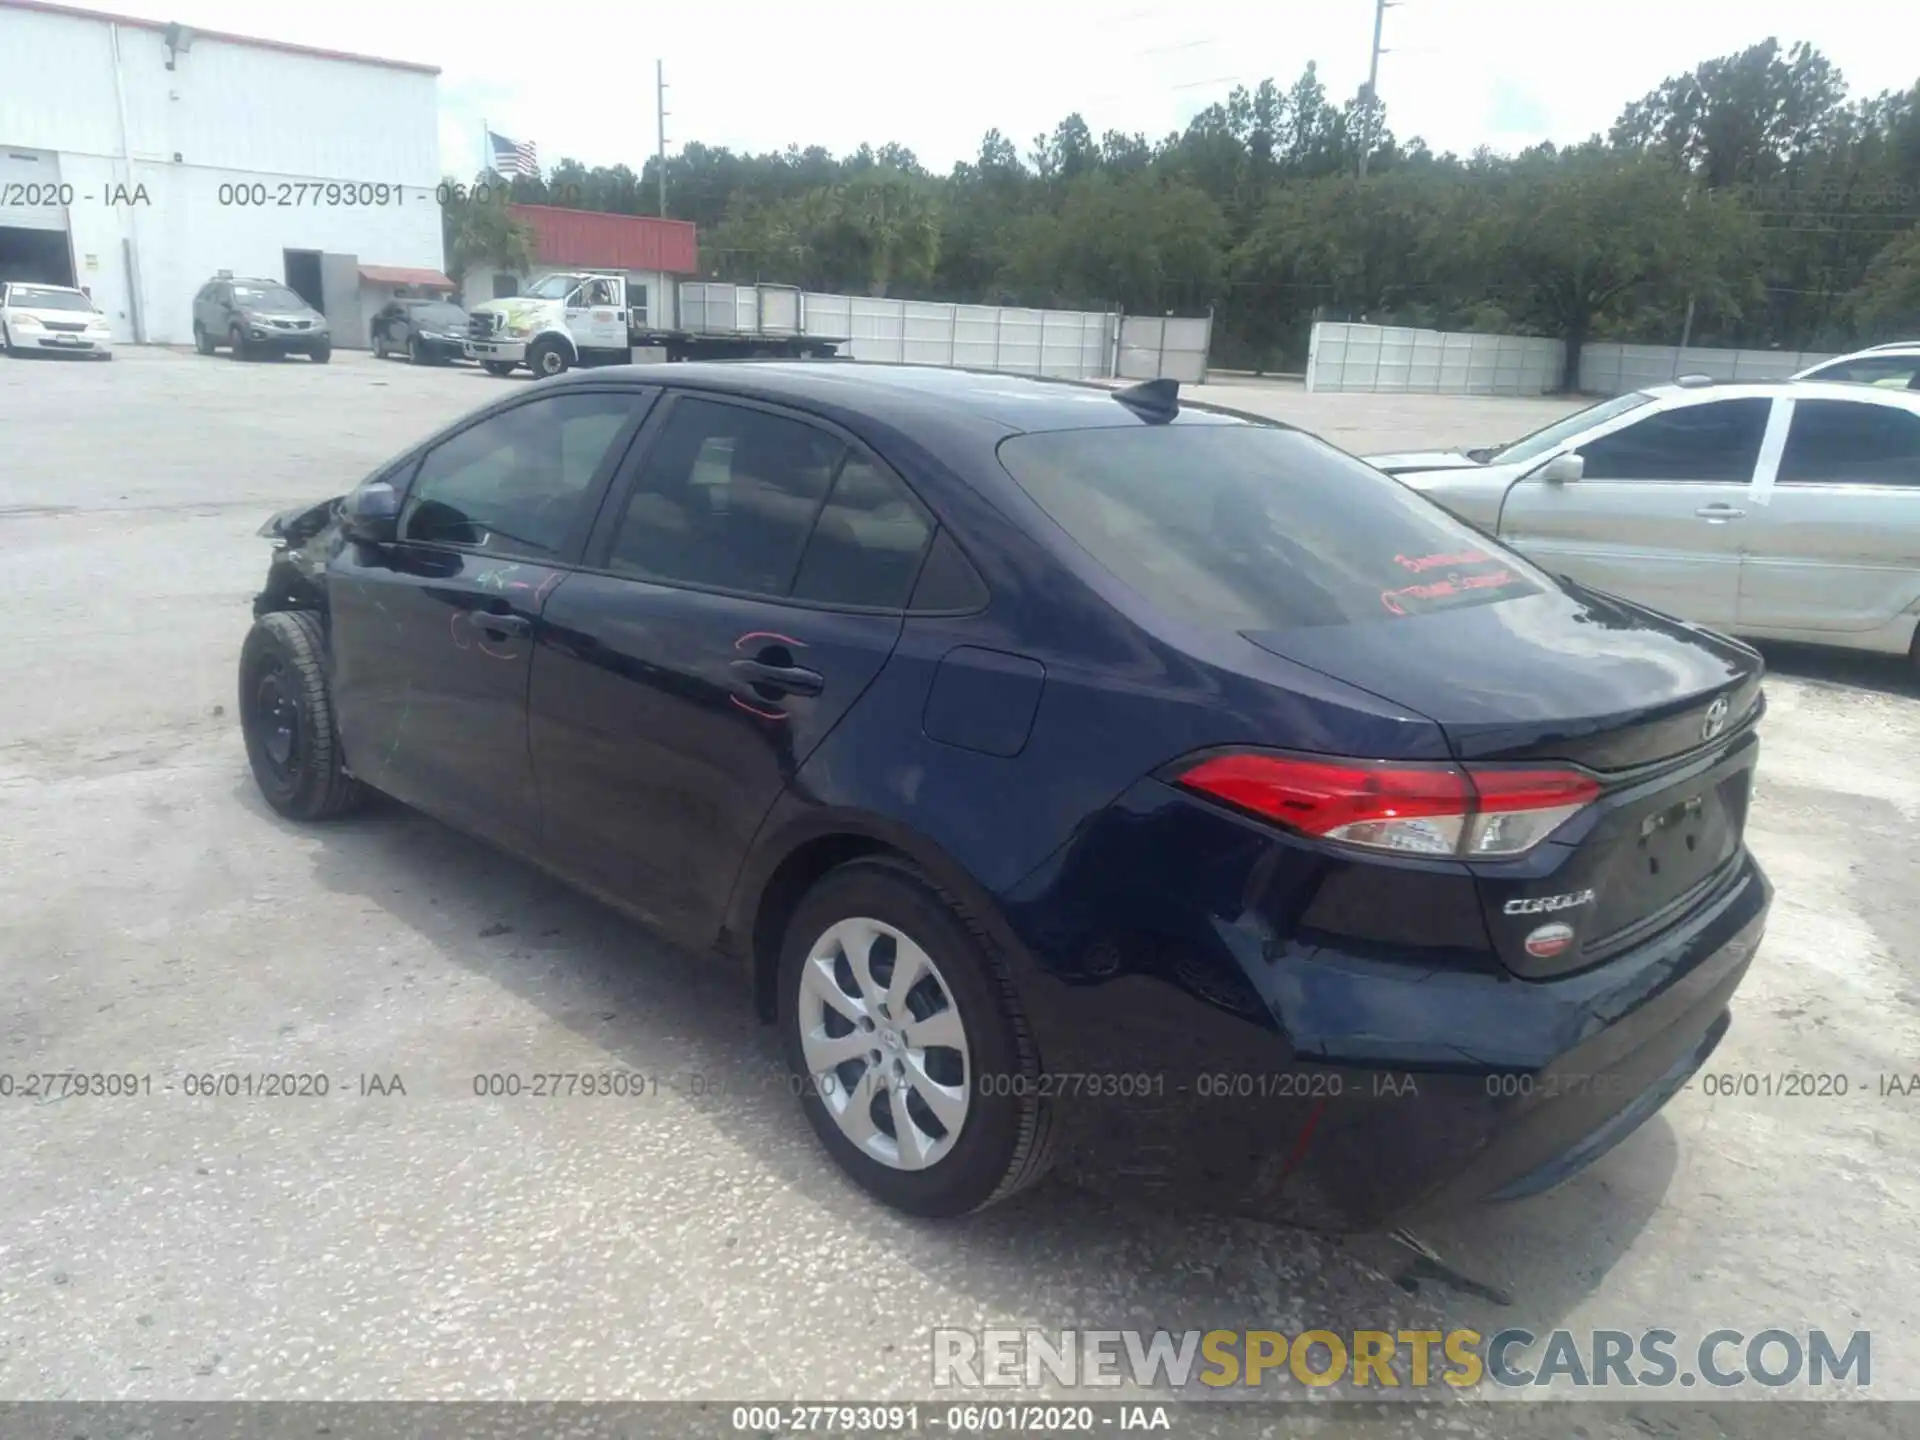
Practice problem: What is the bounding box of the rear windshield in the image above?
[997,423,1547,629]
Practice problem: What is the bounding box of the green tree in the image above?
[1475,146,1760,389]
[442,175,537,287]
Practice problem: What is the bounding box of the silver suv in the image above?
[192,278,331,363]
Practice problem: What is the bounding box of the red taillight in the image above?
[1176,752,1599,858]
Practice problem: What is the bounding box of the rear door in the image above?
[328,386,654,854]
[528,393,935,940]
[1497,397,1773,627]
[1738,395,1920,638]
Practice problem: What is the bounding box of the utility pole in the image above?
[656,60,669,218]
[1357,0,1394,178]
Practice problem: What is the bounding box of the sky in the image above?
[76,0,1920,177]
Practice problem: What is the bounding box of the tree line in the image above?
[446,38,1920,389]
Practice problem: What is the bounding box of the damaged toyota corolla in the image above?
[238,364,1772,1228]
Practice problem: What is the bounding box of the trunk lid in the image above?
[1244,582,1764,976]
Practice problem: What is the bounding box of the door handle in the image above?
[474,611,531,639]
[1695,504,1746,521]
[731,659,824,697]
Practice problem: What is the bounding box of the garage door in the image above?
[0,148,71,233]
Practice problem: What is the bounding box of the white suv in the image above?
[0,282,114,359]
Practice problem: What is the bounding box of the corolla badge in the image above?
[1503,889,1596,915]
[1701,696,1731,742]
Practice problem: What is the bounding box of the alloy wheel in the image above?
[796,916,971,1171]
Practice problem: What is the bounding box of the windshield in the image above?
[231,283,310,311]
[1496,391,1656,464]
[998,423,1547,629]
[410,303,467,325]
[9,286,92,311]
[522,274,583,300]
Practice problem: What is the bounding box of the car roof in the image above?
[5,282,84,294]
[545,361,1269,434]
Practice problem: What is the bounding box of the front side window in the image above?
[1778,400,1920,486]
[1574,398,1771,482]
[401,392,641,558]
[605,398,845,596]
[998,422,1549,629]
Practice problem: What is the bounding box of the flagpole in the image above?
[480,118,488,180]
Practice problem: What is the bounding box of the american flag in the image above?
[487,130,539,178]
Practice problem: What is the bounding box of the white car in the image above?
[1791,345,1920,390]
[1366,379,1920,669]
[0,282,114,359]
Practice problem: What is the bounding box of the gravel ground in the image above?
[3,349,1917,1437]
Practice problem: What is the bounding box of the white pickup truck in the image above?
[465,271,842,377]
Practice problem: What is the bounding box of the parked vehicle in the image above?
[239,365,1770,1228]
[465,272,841,377]
[371,298,470,364]
[192,276,331,362]
[1368,379,1920,670]
[0,282,113,358]
[1791,345,1920,390]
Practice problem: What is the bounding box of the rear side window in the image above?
[1779,400,1920,486]
[1575,399,1770,482]
[791,454,934,608]
[996,424,1547,629]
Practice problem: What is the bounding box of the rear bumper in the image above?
[998,783,1772,1231]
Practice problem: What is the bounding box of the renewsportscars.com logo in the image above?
[931,1327,1872,1392]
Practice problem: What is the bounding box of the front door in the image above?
[328,387,654,853]
[566,276,628,354]
[1738,395,1920,637]
[1498,396,1773,628]
[529,393,936,941]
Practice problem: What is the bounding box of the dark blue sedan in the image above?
[240,363,1771,1226]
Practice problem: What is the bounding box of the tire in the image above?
[238,610,365,821]
[310,342,331,364]
[527,336,569,377]
[194,323,215,356]
[778,857,1054,1217]
[482,360,516,377]
[229,325,250,361]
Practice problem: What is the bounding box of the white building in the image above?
[0,0,449,346]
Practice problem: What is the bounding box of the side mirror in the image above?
[1535,452,1585,485]
[341,480,400,544]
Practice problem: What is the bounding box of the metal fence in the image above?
[678,283,1209,381]
[1306,321,1846,397]
[1116,315,1213,382]
[1306,322,1562,394]
[1579,342,1839,394]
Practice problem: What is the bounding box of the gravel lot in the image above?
[3,348,1918,1436]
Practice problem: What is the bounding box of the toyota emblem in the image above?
[1701,696,1730,741]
